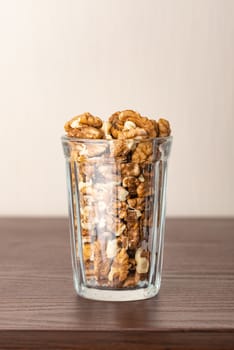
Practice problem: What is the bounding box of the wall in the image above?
[0,0,233,216]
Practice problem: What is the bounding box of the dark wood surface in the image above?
[0,218,234,349]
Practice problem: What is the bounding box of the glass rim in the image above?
[61,134,173,144]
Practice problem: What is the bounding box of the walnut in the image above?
[123,120,137,129]
[135,247,149,274]
[65,112,102,129]
[108,248,129,285]
[152,119,159,136]
[109,110,156,139]
[121,163,141,177]
[122,176,140,197]
[115,222,126,236]
[78,163,95,180]
[117,186,129,201]
[116,235,128,249]
[93,240,111,280]
[81,222,95,231]
[120,127,148,139]
[83,242,92,262]
[70,126,104,139]
[85,261,95,278]
[101,121,112,139]
[141,210,153,227]
[126,208,142,221]
[122,273,140,287]
[112,201,128,219]
[79,184,95,196]
[110,139,136,158]
[127,197,146,211]
[81,229,91,237]
[127,221,140,250]
[158,118,171,137]
[118,110,157,138]
[80,194,94,208]
[118,109,141,121]
[80,205,96,221]
[136,182,151,197]
[109,111,124,139]
[106,239,118,259]
[128,258,136,271]
[132,142,153,162]
[64,113,104,139]
[70,143,87,161]
[99,259,112,280]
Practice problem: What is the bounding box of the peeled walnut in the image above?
[106,239,118,259]
[132,142,153,162]
[135,247,149,274]
[121,127,148,139]
[101,121,112,139]
[136,182,151,197]
[117,186,129,201]
[112,201,128,219]
[78,163,95,179]
[126,208,142,221]
[116,235,128,249]
[128,258,136,271]
[79,184,95,196]
[109,111,124,139]
[65,112,102,129]
[122,176,140,197]
[81,228,91,237]
[158,118,171,137]
[127,197,146,211]
[83,242,92,262]
[123,273,140,287]
[70,143,88,161]
[121,163,141,177]
[81,205,96,220]
[127,221,140,250]
[75,112,103,128]
[118,110,157,138]
[67,125,104,139]
[108,248,129,285]
[64,112,104,139]
[152,119,159,136]
[93,240,111,280]
[110,139,136,158]
[81,222,94,231]
[80,194,94,208]
[109,110,155,139]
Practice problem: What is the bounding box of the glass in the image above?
[62,135,172,301]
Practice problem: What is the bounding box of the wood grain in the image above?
[0,218,234,349]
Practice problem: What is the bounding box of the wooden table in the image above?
[0,218,233,349]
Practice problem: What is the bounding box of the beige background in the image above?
[0,0,233,217]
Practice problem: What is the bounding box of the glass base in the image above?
[75,283,161,301]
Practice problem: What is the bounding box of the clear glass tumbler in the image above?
[62,135,172,301]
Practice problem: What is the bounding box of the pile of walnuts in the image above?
[64,110,171,288]
[64,110,170,140]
